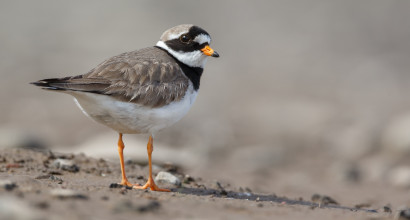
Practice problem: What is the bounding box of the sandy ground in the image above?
[2,1,410,219]
[0,148,400,220]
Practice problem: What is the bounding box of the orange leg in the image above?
[117,133,140,187]
[134,135,170,192]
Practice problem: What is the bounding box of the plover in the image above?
[31,24,219,191]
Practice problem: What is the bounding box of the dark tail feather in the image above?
[31,75,109,94]
[30,77,73,91]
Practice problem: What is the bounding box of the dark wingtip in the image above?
[30,79,64,91]
[31,80,52,88]
[30,81,44,86]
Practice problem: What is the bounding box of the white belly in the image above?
[70,84,198,134]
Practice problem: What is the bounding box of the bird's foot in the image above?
[119,179,141,187]
[133,178,170,192]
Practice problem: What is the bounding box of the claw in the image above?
[133,177,170,192]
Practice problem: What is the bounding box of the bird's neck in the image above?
[154,46,203,91]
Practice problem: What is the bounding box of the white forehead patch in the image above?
[166,31,188,41]
[194,34,211,45]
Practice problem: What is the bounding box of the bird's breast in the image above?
[72,83,198,134]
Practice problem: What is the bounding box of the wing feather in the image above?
[32,47,190,108]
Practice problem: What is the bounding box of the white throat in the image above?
[156,41,208,68]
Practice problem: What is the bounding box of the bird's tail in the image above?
[30,77,73,91]
[30,75,109,94]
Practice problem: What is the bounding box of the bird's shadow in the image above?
[171,186,378,213]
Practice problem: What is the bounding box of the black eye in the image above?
[180,34,191,43]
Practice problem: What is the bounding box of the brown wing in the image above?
[32,47,190,108]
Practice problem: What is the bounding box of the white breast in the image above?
[71,83,198,134]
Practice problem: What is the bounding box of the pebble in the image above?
[109,183,132,190]
[49,175,63,184]
[311,194,339,207]
[0,179,18,191]
[50,189,88,200]
[183,175,195,184]
[154,171,181,186]
[383,205,392,213]
[52,158,80,172]
[397,208,410,220]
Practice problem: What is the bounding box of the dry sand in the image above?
[0,148,398,220]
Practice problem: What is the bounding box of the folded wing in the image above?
[31,47,190,108]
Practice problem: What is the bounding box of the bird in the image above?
[31,24,219,192]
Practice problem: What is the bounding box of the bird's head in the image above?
[156,24,219,68]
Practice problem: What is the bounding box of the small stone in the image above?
[0,179,18,191]
[52,159,80,173]
[398,209,410,220]
[383,205,392,213]
[109,183,132,190]
[50,189,88,200]
[257,203,264,208]
[49,175,63,183]
[183,175,195,184]
[154,171,181,186]
[311,194,339,207]
[109,183,122,188]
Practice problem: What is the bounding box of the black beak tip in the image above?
[212,51,220,58]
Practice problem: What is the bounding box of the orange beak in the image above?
[201,45,219,57]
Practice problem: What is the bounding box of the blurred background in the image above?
[1,0,410,205]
